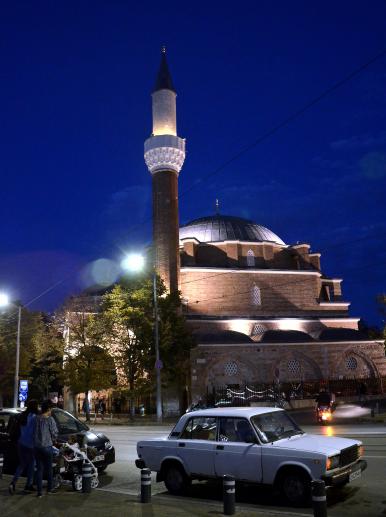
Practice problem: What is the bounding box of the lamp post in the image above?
[121,254,162,423]
[0,293,22,408]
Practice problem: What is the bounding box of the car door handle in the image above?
[178,442,185,447]
[216,445,224,450]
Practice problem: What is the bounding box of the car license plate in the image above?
[349,469,361,482]
[94,454,104,462]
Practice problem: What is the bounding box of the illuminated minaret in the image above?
[144,49,186,293]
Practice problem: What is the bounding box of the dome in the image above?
[194,330,254,344]
[179,215,285,245]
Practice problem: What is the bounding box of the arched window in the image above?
[247,249,255,267]
[252,285,261,306]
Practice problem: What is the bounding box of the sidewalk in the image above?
[0,476,309,517]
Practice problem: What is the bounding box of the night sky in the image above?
[1,1,385,325]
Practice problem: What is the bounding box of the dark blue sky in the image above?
[0,1,385,324]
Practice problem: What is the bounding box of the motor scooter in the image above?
[316,404,333,425]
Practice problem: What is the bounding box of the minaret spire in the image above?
[153,47,175,93]
[144,50,186,293]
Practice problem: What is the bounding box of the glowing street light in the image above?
[0,292,22,408]
[0,293,10,307]
[120,254,145,273]
[121,254,162,423]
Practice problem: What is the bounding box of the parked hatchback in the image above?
[0,407,115,473]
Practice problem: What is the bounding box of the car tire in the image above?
[279,470,310,506]
[97,466,107,473]
[163,464,191,495]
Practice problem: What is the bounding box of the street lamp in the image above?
[0,293,22,408]
[121,254,162,423]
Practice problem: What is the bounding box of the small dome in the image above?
[319,328,368,341]
[180,215,285,245]
[194,330,254,344]
[261,330,314,343]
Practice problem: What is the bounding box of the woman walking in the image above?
[33,400,58,497]
[8,399,39,494]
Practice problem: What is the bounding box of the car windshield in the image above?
[251,411,304,443]
[52,409,88,434]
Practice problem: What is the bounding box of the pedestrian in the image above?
[8,399,39,494]
[33,399,59,498]
[99,399,106,420]
[95,398,100,419]
[359,382,367,407]
[57,395,64,409]
[82,394,90,422]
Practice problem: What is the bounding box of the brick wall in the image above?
[190,340,386,400]
[180,269,348,318]
[153,170,179,293]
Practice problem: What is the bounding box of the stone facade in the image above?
[191,341,386,391]
[176,219,386,401]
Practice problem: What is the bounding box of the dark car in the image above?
[0,407,115,474]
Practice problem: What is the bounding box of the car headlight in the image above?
[105,441,113,450]
[326,454,340,470]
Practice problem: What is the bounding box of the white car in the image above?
[136,407,367,504]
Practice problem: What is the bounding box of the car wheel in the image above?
[163,464,190,495]
[91,476,99,489]
[280,470,310,505]
[72,474,83,492]
[97,466,107,473]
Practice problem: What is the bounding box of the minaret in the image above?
[144,49,186,293]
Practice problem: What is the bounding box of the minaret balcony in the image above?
[144,134,186,175]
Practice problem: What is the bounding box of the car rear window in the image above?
[52,409,81,434]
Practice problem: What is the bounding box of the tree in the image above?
[28,315,65,400]
[95,281,154,418]
[59,295,117,414]
[96,274,195,415]
[0,305,46,407]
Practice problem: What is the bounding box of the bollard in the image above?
[82,462,92,493]
[223,475,235,516]
[0,453,3,479]
[140,468,151,503]
[311,480,327,517]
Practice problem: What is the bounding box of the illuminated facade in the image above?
[146,51,386,402]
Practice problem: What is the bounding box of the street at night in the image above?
[93,411,386,516]
[1,2,386,516]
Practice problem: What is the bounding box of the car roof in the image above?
[0,408,23,414]
[184,407,283,418]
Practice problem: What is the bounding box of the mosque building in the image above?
[144,50,386,403]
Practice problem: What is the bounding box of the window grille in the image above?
[346,356,358,370]
[247,249,255,267]
[287,359,301,373]
[224,362,238,376]
[252,323,265,336]
[252,285,261,306]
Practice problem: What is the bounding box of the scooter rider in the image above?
[315,387,332,408]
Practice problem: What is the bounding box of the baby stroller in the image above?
[53,441,99,491]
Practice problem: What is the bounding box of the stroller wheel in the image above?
[53,474,62,490]
[72,474,83,492]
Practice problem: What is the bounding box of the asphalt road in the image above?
[94,411,386,517]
